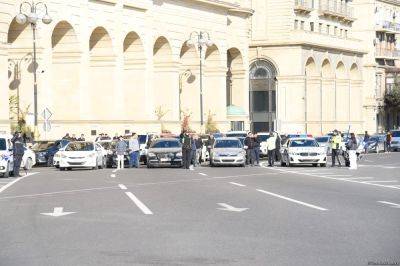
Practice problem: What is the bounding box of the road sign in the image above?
[43,121,51,132]
[41,107,52,121]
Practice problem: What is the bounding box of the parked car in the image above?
[225,131,248,138]
[31,139,70,166]
[315,136,332,155]
[390,130,400,151]
[105,140,130,168]
[0,134,13,177]
[365,135,385,153]
[257,132,270,157]
[59,141,105,171]
[280,137,327,167]
[139,133,159,164]
[210,137,246,167]
[146,138,182,168]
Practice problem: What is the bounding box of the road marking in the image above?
[112,169,118,173]
[322,174,352,177]
[229,182,246,187]
[199,173,207,176]
[110,174,116,178]
[118,184,127,190]
[217,203,248,212]
[343,177,374,180]
[364,180,398,183]
[125,192,153,215]
[378,201,400,208]
[41,207,76,217]
[256,189,328,211]
[0,172,37,194]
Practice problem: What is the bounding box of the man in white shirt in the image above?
[266,132,276,167]
[128,133,140,168]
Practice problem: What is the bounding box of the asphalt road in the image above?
[0,153,399,266]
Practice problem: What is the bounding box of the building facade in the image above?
[0,0,252,138]
[353,0,400,131]
[249,0,367,135]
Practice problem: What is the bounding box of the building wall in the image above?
[0,0,251,138]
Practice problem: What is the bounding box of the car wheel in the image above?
[24,158,33,170]
[60,167,65,171]
[320,163,326,167]
[147,163,152,168]
[67,167,72,171]
[312,163,318,167]
[240,163,245,167]
[280,161,286,167]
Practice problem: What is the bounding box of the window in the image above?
[91,130,97,136]
[326,25,330,35]
[334,26,338,36]
[294,20,299,29]
[300,21,305,30]
[344,30,348,38]
[310,22,314,32]
[230,121,244,131]
[340,29,343,37]
[319,23,323,33]
[376,74,382,98]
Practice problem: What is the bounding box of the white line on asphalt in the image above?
[229,182,246,187]
[118,184,127,190]
[322,175,352,177]
[125,192,153,215]
[364,180,398,183]
[378,201,400,208]
[343,177,374,180]
[256,189,328,211]
[110,174,116,178]
[0,172,38,194]
[112,169,118,173]
[199,173,207,176]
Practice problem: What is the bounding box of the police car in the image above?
[280,137,327,167]
[0,134,13,177]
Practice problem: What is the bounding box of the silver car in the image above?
[146,138,182,168]
[210,137,246,167]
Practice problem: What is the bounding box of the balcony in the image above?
[319,0,355,22]
[376,20,400,33]
[294,0,313,14]
[375,47,400,59]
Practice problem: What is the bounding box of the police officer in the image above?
[11,131,25,177]
[330,130,342,167]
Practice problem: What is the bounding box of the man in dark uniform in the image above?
[11,131,25,177]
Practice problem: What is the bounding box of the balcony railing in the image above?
[294,0,313,12]
[376,20,400,33]
[375,47,400,58]
[319,0,354,20]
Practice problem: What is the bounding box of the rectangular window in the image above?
[300,21,305,30]
[310,22,314,32]
[326,25,330,35]
[319,23,323,33]
[294,20,299,29]
[91,130,97,136]
[340,29,343,37]
[231,121,244,131]
[334,26,338,36]
[253,122,270,133]
[252,91,269,112]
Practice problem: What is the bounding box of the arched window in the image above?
[249,60,277,132]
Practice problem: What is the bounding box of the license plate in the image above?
[161,158,169,162]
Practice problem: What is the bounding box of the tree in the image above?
[181,109,193,132]
[154,105,169,133]
[384,86,400,111]
[205,110,219,134]
[9,95,34,137]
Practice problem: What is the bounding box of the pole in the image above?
[32,21,38,139]
[304,70,308,134]
[199,41,204,130]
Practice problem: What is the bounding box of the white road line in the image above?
[118,184,127,190]
[256,189,328,211]
[112,169,118,173]
[322,175,352,177]
[125,192,153,215]
[229,182,246,187]
[110,174,116,178]
[343,177,374,180]
[0,172,37,194]
[378,201,400,208]
[364,180,398,183]
[199,173,207,176]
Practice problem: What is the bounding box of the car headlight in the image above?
[54,153,60,158]
[176,152,182,157]
[148,152,156,157]
[88,153,96,158]
[61,154,67,158]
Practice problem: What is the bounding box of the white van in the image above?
[0,134,14,178]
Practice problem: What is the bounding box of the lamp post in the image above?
[186,31,213,132]
[15,1,52,139]
[179,69,192,121]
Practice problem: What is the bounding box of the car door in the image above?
[282,140,290,163]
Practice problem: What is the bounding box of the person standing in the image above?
[363,131,370,154]
[78,134,85,141]
[128,133,140,168]
[190,135,197,169]
[206,135,215,165]
[330,130,342,167]
[115,137,127,170]
[195,135,203,165]
[11,131,25,177]
[266,132,276,167]
[181,131,192,169]
[385,131,392,153]
[274,132,282,162]
[348,133,358,170]
[253,134,261,166]
[244,132,255,166]
[62,133,71,140]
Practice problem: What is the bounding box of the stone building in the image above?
[249,0,367,135]
[0,0,252,138]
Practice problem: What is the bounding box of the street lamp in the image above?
[185,31,213,132]
[15,1,52,139]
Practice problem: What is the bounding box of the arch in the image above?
[336,61,347,79]
[179,41,198,67]
[321,59,333,78]
[205,44,220,68]
[227,47,246,123]
[227,47,244,71]
[89,26,114,58]
[350,63,361,80]
[305,57,318,77]
[7,18,30,44]
[123,31,145,65]
[51,20,81,120]
[153,36,173,65]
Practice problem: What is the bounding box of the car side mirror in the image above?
[8,148,13,152]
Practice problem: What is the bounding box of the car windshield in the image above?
[214,139,242,148]
[315,137,329,142]
[289,139,318,147]
[138,135,147,144]
[98,142,113,150]
[257,135,270,142]
[151,140,181,148]
[0,139,6,150]
[65,142,94,151]
[226,133,247,138]
[31,142,55,150]
[391,131,400,137]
